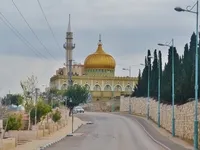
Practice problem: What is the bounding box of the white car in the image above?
[74,106,84,113]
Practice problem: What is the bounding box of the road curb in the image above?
[38,123,83,150]
[133,117,171,150]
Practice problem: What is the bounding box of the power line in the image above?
[37,0,63,53]
[0,12,47,59]
[12,0,57,61]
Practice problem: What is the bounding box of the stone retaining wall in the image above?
[84,99,120,112]
[0,138,15,150]
[1,108,69,150]
[120,96,200,144]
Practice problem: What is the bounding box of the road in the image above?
[46,112,165,150]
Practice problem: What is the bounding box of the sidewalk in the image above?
[14,117,84,150]
[118,113,193,150]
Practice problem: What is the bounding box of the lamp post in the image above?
[147,56,153,120]
[122,66,132,114]
[141,55,152,120]
[157,56,161,128]
[175,2,199,149]
[158,39,175,137]
[122,66,131,77]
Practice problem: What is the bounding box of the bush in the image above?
[4,113,22,131]
[52,109,61,123]
[30,100,52,124]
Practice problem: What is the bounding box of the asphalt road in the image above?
[46,112,165,150]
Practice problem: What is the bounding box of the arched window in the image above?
[84,84,90,90]
[125,85,132,92]
[114,85,122,91]
[61,84,67,90]
[93,85,101,91]
[104,85,112,91]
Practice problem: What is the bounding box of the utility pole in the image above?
[64,14,75,135]
[35,88,39,126]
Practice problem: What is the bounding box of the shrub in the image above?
[30,100,52,124]
[4,113,22,131]
[52,109,61,123]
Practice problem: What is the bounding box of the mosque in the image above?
[49,16,137,101]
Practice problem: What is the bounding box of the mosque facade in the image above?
[49,16,137,101]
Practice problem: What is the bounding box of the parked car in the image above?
[72,108,78,114]
[73,106,84,113]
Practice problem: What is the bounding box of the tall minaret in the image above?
[63,14,75,86]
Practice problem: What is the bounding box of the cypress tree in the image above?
[151,49,158,98]
[147,50,152,97]
[174,48,182,104]
[132,69,142,97]
[140,57,148,96]
[132,32,199,105]
[161,48,172,104]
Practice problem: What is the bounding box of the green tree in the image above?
[63,84,89,115]
[4,114,22,131]
[30,99,52,124]
[147,50,152,97]
[132,32,200,105]
[20,75,38,130]
[10,94,24,106]
[44,88,65,107]
[132,69,142,97]
[161,48,172,104]
[140,57,148,96]
[151,49,158,98]
[52,109,61,123]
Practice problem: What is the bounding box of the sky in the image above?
[0,0,197,96]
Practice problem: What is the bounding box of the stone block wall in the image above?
[0,138,15,150]
[120,96,200,143]
[83,99,120,112]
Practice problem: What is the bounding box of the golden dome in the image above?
[84,40,116,69]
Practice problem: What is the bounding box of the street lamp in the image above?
[147,56,153,120]
[157,56,161,128]
[175,1,199,149]
[122,64,144,114]
[122,67,131,77]
[158,39,175,137]
[122,66,132,114]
